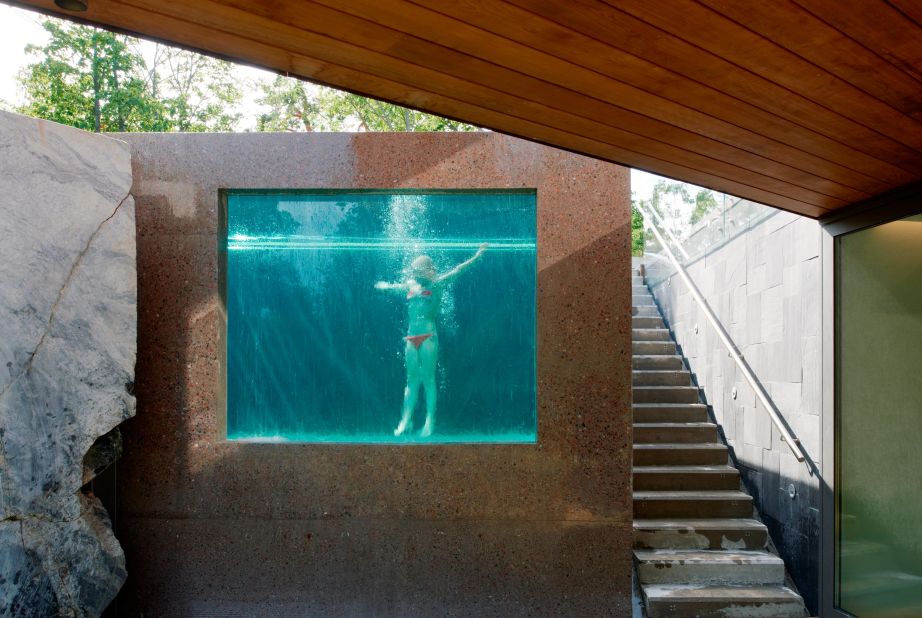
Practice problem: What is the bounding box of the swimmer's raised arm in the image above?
[436,243,487,283]
[375,280,409,293]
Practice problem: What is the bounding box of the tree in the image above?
[255,76,347,132]
[631,202,645,256]
[18,20,160,132]
[157,46,242,132]
[18,18,243,133]
[256,74,477,132]
[689,189,718,225]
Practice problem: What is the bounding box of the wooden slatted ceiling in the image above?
[11,0,922,218]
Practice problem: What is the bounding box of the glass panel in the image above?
[633,177,778,286]
[838,212,922,616]
[224,190,537,444]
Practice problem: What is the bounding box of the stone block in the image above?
[761,286,784,343]
[801,336,821,416]
[746,293,762,343]
[794,219,821,262]
[801,257,822,336]
[744,400,773,449]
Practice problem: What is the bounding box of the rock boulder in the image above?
[0,111,136,616]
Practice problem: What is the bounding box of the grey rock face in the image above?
[0,111,136,616]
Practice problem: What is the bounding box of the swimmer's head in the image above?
[410,255,437,281]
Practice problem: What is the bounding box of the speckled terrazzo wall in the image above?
[108,132,632,616]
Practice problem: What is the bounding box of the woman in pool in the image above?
[375,243,488,437]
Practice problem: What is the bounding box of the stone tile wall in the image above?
[648,210,822,613]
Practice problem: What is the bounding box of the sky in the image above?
[0,3,669,202]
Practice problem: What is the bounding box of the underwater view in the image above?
[225,190,537,443]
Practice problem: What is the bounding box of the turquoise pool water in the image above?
[225,190,537,443]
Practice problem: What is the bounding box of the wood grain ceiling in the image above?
[12,0,922,217]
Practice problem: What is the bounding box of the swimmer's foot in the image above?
[419,419,434,438]
[394,418,413,436]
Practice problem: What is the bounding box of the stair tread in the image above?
[633,370,690,374]
[634,464,736,472]
[634,443,727,450]
[642,583,804,602]
[634,402,705,407]
[634,490,750,500]
[634,518,766,530]
[634,422,716,428]
[635,549,784,564]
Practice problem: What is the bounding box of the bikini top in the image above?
[407,288,433,299]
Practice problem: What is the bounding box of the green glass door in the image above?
[837,212,922,617]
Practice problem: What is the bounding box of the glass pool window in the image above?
[224,190,537,443]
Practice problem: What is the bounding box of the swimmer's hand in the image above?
[374,281,391,290]
[477,242,488,255]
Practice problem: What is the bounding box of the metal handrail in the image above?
[636,202,808,463]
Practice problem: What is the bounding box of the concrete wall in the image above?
[109,132,632,616]
[647,210,822,612]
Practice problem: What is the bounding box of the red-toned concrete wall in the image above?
[111,132,632,616]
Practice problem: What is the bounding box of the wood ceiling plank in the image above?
[115,0,850,207]
[218,0,872,203]
[602,0,922,154]
[791,0,922,83]
[14,0,829,214]
[312,0,889,198]
[888,0,922,29]
[698,0,922,121]
[440,0,920,182]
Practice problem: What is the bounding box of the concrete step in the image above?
[633,422,718,444]
[633,370,691,386]
[634,443,728,466]
[632,316,665,329]
[642,584,807,617]
[632,276,644,284]
[633,518,768,550]
[633,464,739,490]
[633,295,655,305]
[633,403,709,423]
[632,341,677,355]
[633,355,684,370]
[633,386,700,404]
[633,285,651,295]
[633,305,660,316]
[632,328,672,342]
[633,490,752,518]
[635,549,785,585]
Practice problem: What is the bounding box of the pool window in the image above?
[223,190,537,444]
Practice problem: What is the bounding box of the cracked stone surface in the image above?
[0,111,136,616]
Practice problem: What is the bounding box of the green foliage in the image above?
[256,74,477,132]
[17,18,242,133]
[689,189,718,225]
[18,20,159,132]
[631,202,645,257]
[157,47,242,131]
[18,18,475,134]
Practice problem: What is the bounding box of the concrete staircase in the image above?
[631,268,808,617]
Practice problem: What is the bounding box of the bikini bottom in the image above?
[404,333,434,349]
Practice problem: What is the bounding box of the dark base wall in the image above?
[110,132,632,616]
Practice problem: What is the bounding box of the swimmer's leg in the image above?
[395,341,421,436]
[418,336,439,437]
